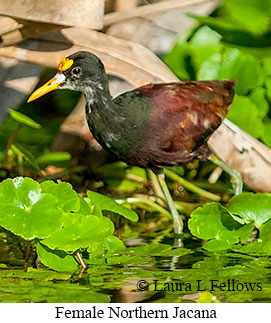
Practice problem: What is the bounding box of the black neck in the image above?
[83,85,129,156]
[82,81,148,159]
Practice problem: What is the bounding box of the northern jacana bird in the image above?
[28,51,242,247]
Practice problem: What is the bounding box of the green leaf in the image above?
[224,0,270,34]
[197,53,222,80]
[192,15,271,47]
[262,58,271,76]
[227,95,264,138]
[233,240,271,255]
[36,241,78,272]
[9,109,41,129]
[40,180,80,213]
[190,26,222,68]
[37,152,71,167]
[249,87,269,119]
[106,255,150,266]
[127,243,172,256]
[11,143,40,172]
[78,194,92,215]
[198,48,262,94]
[104,235,126,253]
[266,76,271,101]
[41,213,114,252]
[188,203,253,251]
[87,241,105,259]
[220,49,262,94]
[0,177,64,240]
[87,190,138,222]
[197,291,219,303]
[228,193,271,227]
[263,121,271,146]
[163,33,195,80]
[0,267,71,280]
[260,219,271,239]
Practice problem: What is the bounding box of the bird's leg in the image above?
[76,250,86,278]
[209,155,243,195]
[147,169,165,203]
[156,170,183,248]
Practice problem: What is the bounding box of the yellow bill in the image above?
[27,57,73,103]
[27,73,66,103]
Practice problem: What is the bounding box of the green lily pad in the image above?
[188,203,253,251]
[87,241,106,259]
[40,180,80,213]
[41,213,114,252]
[87,190,138,221]
[0,267,72,280]
[127,243,172,256]
[36,241,78,273]
[104,235,126,253]
[0,177,64,240]
[78,194,92,215]
[227,193,271,227]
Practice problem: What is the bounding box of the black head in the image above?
[61,51,108,92]
[28,51,109,102]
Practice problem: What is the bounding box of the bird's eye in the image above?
[71,67,82,75]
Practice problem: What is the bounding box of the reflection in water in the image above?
[1,235,270,303]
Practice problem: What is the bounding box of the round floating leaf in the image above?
[9,109,41,129]
[40,180,80,213]
[87,241,106,259]
[260,219,271,239]
[41,213,114,252]
[0,267,71,280]
[233,240,271,256]
[87,190,138,222]
[127,243,172,256]
[78,195,92,215]
[188,203,253,251]
[0,177,64,240]
[104,235,126,253]
[228,193,271,227]
[36,241,78,272]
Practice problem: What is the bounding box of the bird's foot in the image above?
[173,234,183,248]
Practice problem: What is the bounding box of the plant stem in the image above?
[117,216,122,239]
[164,169,221,201]
[23,240,31,272]
[116,196,172,219]
[5,122,23,157]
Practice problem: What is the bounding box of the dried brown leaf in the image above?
[0,0,104,29]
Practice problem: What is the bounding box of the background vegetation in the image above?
[0,0,271,303]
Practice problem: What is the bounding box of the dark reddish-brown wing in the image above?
[131,80,235,168]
